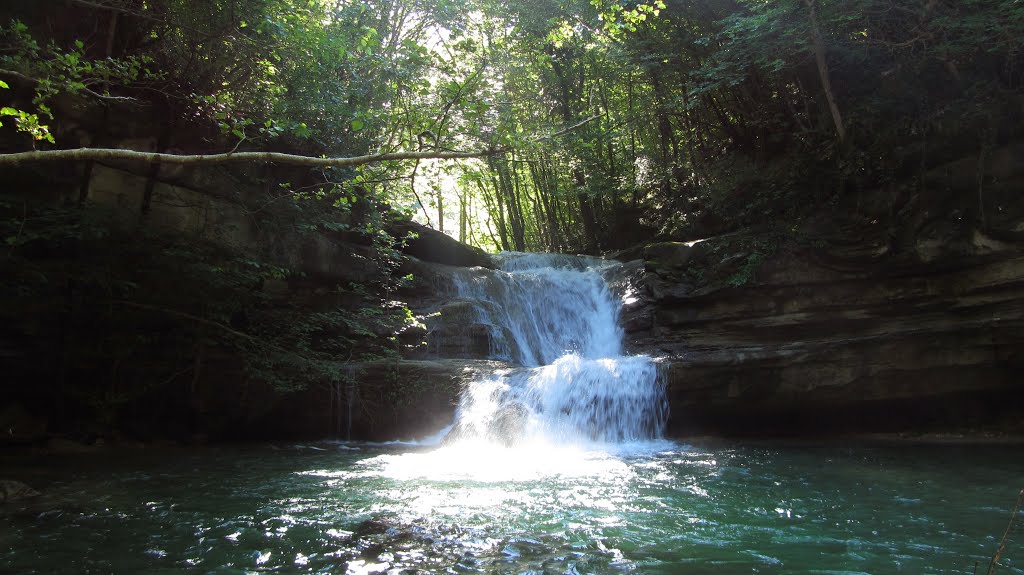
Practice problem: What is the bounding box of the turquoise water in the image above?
[1,441,1021,574]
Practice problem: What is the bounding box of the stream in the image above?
[2,253,1020,574]
[1,442,1021,574]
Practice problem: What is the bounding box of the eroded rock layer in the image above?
[619,230,1024,436]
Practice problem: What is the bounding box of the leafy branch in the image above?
[0,68,142,104]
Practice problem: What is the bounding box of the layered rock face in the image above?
[609,142,1024,436]
[250,359,509,441]
[620,231,1024,436]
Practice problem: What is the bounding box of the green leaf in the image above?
[0,80,8,89]
[0,107,18,116]
[351,118,364,131]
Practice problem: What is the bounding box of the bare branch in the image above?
[0,146,506,168]
[0,68,143,105]
[987,488,1024,575]
[538,114,605,140]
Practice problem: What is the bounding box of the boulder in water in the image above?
[0,480,40,503]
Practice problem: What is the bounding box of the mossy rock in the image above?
[643,241,704,271]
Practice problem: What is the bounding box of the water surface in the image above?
[2,441,1020,574]
[5,254,1018,574]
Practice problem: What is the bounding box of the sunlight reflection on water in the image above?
[3,442,1021,575]
[366,441,641,482]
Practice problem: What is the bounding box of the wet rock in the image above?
[252,359,511,441]
[643,241,702,269]
[428,323,494,360]
[421,301,495,360]
[620,307,653,333]
[0,480,40,503]
[438,300,478,324]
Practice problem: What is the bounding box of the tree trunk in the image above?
[576,168,599,254]
[436,187,444,234]
[458,191,467,243]
[480,177,509,251]
[805,0,846,145]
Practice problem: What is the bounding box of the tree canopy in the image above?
[4,0,1022,253]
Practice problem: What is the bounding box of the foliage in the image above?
[395,0,1024,252]
[0,19,153,143]
[4,1,1024,255]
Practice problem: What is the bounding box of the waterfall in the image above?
[445,253,667,446]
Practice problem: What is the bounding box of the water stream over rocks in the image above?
[442,252,667,446]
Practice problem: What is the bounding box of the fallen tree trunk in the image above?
[0,147,504,168]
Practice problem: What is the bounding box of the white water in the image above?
[443,252,667,448]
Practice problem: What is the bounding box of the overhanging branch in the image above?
[0,68,142,105]
[0,147,506,167]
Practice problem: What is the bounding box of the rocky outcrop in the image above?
[396,258,506,362]
[621,229,1024,436]
[613,142,1024,436]
[247,359,509,441]
[425,301,495,359]
[388,220,494,269]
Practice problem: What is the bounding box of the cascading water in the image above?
[444,252,667,446]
